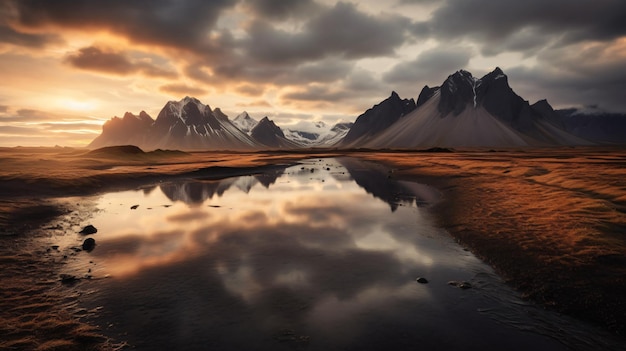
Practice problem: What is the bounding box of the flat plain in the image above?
[1,146,624,350]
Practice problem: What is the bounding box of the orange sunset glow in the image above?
[1,2,626,350]
[1,0,625,147]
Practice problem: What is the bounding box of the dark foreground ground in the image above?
[0,146,624,350]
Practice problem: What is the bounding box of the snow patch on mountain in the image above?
[282,120,353,146]
[90,97,261,150]
[232,111,258,135]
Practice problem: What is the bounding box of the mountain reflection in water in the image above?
[76,158,614,351]
[156,157,438,210]
[160,168,284,204]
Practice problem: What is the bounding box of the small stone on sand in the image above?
[79,225,97,235]
[448,280,472,289]
[60,274,78,284]
[82,238,96,252]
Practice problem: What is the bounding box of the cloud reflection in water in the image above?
[80,158,567,350]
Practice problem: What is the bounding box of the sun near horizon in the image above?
[1,1,625,147]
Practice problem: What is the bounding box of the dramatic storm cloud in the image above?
[420,0,626,50]
[10,0,237,52]
[0,0,624,146]
[65,46,177,78]
[244,2,409,63]
[383,46,473,85]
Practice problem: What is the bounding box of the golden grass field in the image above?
[1,146,625,349]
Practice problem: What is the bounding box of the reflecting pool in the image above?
[58,158,618,350]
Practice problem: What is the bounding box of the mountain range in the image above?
[90,97,259,150]
[351,68,590,148]
[89,68,625,150]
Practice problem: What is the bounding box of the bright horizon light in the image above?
[1,0,625,147]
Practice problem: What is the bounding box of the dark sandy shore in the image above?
[1,146,625,349]
[360,148,626,336]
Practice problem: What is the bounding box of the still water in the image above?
[59,158,621,350]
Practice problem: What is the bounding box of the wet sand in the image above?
[1,146,625,349]
[360,148,626,336]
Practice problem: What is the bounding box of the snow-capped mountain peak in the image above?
[282,120,354,146]
[232,111,259,134]
[92,97,261,150]
[250,116,300,148]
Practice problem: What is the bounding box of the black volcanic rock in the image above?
[476,67,532,130]
[351,67,591,149]
[251,117,300,149]
[341,91,416,145]
[79,225,97,235]
[433,67,528,125]
[531,99,565,128]
[438,70,476,116]
[417,85,439,107]
[82,238,96,252]
[435,67,529,124]
[434,67,565,136]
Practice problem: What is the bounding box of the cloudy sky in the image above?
[1,0,625,146]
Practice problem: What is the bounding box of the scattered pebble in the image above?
[130,205,139,210]
[448,281,472,289]
[82,238,96,252]
[60,274,78,284]
[416,277,429,284]
[79,225,97,235]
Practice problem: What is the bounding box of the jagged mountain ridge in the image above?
[556,107,626,144]
[232,111,258,135]
[282,120,354,146]
[320,122,353,146]
[89,68,625,151]
[90,98,348,150]
[147,97,259,150]
[90,97,261,150]
[89,111,154,149]
[340,91,416,146]
[250,116,302,149]
[354,68,591,148]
